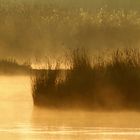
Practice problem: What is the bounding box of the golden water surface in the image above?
[0,76,140,140]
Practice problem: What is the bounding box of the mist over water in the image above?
[1,76,140,139]
[1,0,140,139]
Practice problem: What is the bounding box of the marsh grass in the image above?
[105,49,140,108]
[31,48,140,110]
[0,58,31,75]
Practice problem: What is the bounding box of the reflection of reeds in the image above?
[31,48,140,110]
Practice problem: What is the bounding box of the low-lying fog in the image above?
[0,76,140,139]
[1,0,140,139]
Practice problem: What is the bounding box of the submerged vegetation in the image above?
[32,48,140,110]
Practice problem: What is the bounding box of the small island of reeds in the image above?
[31,48,140,110]
[0,58,31,75]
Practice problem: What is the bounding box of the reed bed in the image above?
[0,58,31,75]
[31,48,140,110]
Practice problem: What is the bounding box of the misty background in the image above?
[0,0,140,62]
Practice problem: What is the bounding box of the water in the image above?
[1,76,140,139]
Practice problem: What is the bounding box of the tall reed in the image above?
[31,48,140,110]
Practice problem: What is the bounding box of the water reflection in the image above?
[1,76,140,139]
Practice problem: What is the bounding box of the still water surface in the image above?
[0,76,140,140]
